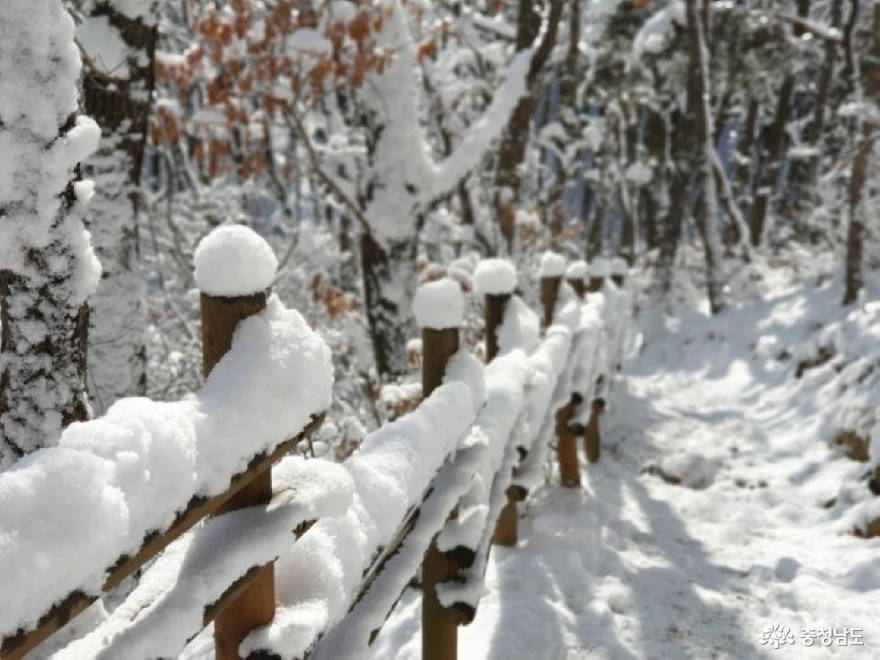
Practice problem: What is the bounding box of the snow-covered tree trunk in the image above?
[79,1,156,413]
[843,1,880,305]
[348,1,532,377]
[688,0,725,314]
[747,75,794,247]
[0,0,102,466]
[360,233,418,377]
[544,0,581,234]
[493,0,564,253]
[654,113,697,300]
[805,0,844,188]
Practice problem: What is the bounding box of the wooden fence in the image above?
[0,259,630,660]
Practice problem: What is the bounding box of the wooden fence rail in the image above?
[1,253,630,660]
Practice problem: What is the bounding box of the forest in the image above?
[1,0,879,659]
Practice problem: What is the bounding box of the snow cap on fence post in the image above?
[475,259,517,362]
[194,224,278,299]
[539,250,566,328]
[610,257,628,287]
[589,256,611,293]
[566,259,588,299]
[193,223,279,654]
[413,278,463,397]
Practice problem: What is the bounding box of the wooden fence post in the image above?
[540,275,562,329]
[556,393,583,487]
[588,257,608,293]
[485,292,518,546]
[484,292,510,363]
[421,301,462,660]
[539,263,582,486]
[584,398,605,464]
[201,290,275,660]
[611,258,627,288]
[195,228,282,660]
[566,260,588,299]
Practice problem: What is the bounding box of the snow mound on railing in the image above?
[0,296,332,639]
[498,297,540,356]
[242,349,486,658]
[52,457,353,660]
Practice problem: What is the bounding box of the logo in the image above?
[760,624,796,649]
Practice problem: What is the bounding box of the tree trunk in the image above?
[360,233,418,377]
[654,69,700,298]
[81,2,156,413]
[733,96,760,211]
[544,0,581,229]
[0,0,101,465]
[587,165,607,261]
[807,0,843,147]
[494,0,564,252]
[688,0,725,314]
[843,2,880,304]
[747,75,795,246]
[642,109,667,251]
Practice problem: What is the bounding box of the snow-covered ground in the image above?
[372,271,880,659]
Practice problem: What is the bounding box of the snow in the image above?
[372,272,878,660]
[632,1,685,60]
[589,257,612,278]
[234,285,633,657]
[112,0,159,23]
[0,296,332,639]
[610,257,628,277]
[77,15,130,76]
[0,0,103,461]
[52,457,353,660]
[412,278,465,330]
[474,258,518,295]
[539,251,567,278]
[436,354,532,556]
[193,225,279,297]
[287,29,332,55]
[625,161,653,185]
[359,1,533,244]
[497,297,540,356]
[566,260,588,281]
[240,357,485,657]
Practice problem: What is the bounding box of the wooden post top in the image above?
[540,276,562,329]
[200,291,267,378]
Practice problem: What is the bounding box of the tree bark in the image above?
[843,2,880,304]
[0,2,100,465]
[360,233,418,377]
[494,0,564,252]
[688,0,725,314]
[747,75,795,246]
[544,0,582,232]
[642,109,667,252]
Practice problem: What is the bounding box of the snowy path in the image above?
[373,293,880,659]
